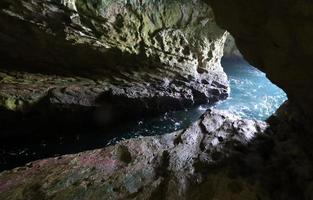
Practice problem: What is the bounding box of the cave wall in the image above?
[0,0,229,115]
[0,0,227,76]
[207,0,313,130]
[1,1,313,199]
[223,34,242,58]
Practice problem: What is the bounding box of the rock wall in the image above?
[223,34,242,58]
[0,0,229,115]
[207,0,313,131]
[70,0,226,75]
[2,1,313,199]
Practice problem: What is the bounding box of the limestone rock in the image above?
[1,105,313,200]
[0,0,229,114]
[0,69,228,115]
[223,34,242,58]
[0,109,268,200]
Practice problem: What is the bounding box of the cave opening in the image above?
[0,42,288,172]
[1,1,312,198]
[216,56,288,120]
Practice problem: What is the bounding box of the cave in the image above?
[0,1,312,200]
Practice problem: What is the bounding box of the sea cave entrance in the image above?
[0,36,288,172]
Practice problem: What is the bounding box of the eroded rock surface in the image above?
[0,0,229,115]
[0,109,268,200]
[223,35,242,58]
[2,0,313,199]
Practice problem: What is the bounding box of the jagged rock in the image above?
[0,69,228,121]
[1,106,312,200]
[0,0,229,114]
[0,109,268,200]
[1,0,313,199]
[203,2,313,198]
[207,0,313,132]
[223,34,242,58]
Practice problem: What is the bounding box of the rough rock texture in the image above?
[0,0,229,114]
[263,102,313,200]
[223,35,242,58]
[207,0,313,132]
[0,109,269,200]
[3,0,313,199]
[0,69,227,114]
[204,2,313,199]
[2,105,313,200]
[0,68,228,140]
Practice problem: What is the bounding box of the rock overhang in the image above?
[0,0,230,114]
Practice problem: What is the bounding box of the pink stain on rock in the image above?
[77,149,123,175]
[0,155,73,194]
[0,179,17,194]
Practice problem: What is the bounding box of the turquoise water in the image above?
[215,58,287,120]
[106,57,288,144]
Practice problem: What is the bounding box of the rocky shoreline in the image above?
[1,103,313,200]
[0,0,229,143]
[0,109,269,200]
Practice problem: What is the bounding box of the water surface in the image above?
[110,57,288,141]
[215,58,287,120]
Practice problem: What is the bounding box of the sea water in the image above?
[214,58,287,120]
[111,57,288,140]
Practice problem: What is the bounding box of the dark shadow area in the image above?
[0,5,153,80]
[0,97,204,171]
[0,108,145,171]
[187,107,313,200]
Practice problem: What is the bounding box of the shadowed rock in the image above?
[0,0,229,117]
[0,109,268,200]
[207,0,313,132]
